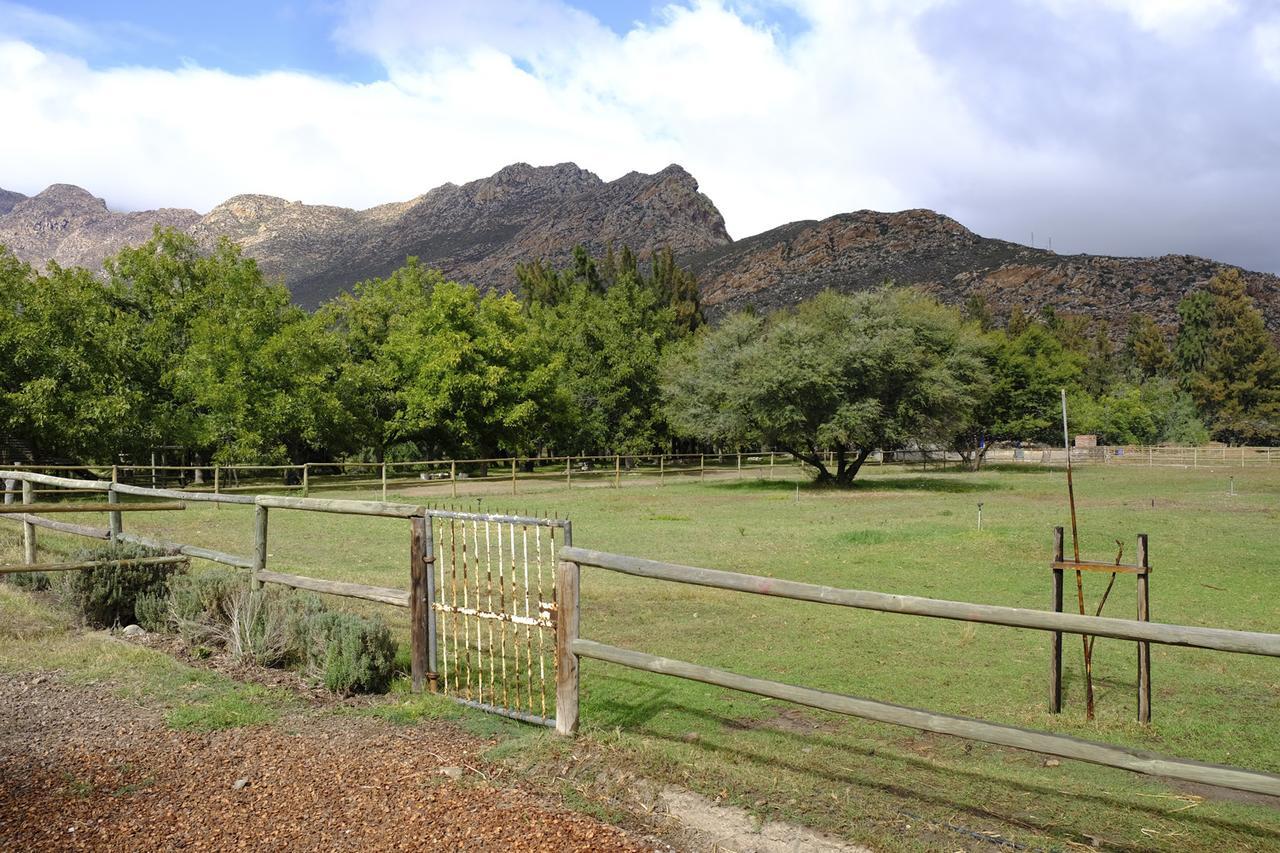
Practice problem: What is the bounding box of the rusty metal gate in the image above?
[425,510,570,726]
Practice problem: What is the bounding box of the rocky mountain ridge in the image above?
[1,165,1277,332]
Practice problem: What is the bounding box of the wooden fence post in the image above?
[21,481,35,565]
[424,514,438,692]
[252,505,268,589]
[566,457,572,489]
[382,462,388,501]
[555,556,580,736]
[1137,533,1151,724]
[659,455,665,485]
[107,487,122,542]
[213,464,221,510]
[769,452,775,479]
[450,461,457,498]
[410,514,429,694]
[614,454,621,489]
[737,452,743,479]
[700,454,705,482]
[302,463,310,497]
[512,457,518,495]
[1050,526,1064,714]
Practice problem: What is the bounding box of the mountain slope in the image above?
[688,209,1280,333]
[0,168,1276,331]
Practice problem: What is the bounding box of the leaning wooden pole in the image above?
[409,514,429,694]
[21,481,35,565]
[1061,389,1094,721]
[555,555,581,736]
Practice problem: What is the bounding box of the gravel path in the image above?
[0,673,654,851]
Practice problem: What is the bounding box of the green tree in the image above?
[664,289,986,486]
[1173,288,1214,380]
[1189,269,1280,444]
[1124,315,1174,379]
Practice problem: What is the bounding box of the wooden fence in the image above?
[0,469,567,725]
[552,546,1280,798]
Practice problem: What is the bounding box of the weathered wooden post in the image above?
[659,455,665,485]
[107,486,122,542]
[1137,533,1151,724]
[769,452,775,479]
[21,481,35,565]
[424,513,438,692]
[302,463,310,497]
[450,461,457,498]
[565,456,572,489]
[737,452,743,479]
[1050,526,1064,714]
[213,464,221,510]
[410,514,429,693]
[382,461,388,501]
[252,504,268,589]
[511,457,518,495]
[555,547,580,736]
[614,454,621,489]
[700,454,705,481]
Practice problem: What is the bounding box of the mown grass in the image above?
[7,462,1280,849]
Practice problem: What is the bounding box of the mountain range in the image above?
[1,164,1277,334]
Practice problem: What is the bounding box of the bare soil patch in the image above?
[0,673,654,852]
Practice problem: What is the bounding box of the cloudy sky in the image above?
[2,0,1278,271]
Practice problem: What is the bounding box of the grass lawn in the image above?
[6,460,1280,850]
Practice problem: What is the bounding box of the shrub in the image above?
[305,611,396,694]
[134,591,170,633]
[6,570,51,592]
[62,544,186,628]
[227,587,322,667]
[168,569,243,645]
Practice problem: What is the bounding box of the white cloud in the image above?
[1,0,1278,273]
[1255,19,1280,81]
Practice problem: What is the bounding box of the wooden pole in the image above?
[410,514,428,694]
[737,452,742,479]
[512,457,518,495]
[555,557,581,736]
[700,454,705,482]
[252,505,268,589]
[382,461,388,501]
[107,488,122,542]
[659,454,665,485]
[1061,389,1093,720]
[769,452,775,479]
[424,514,438,692]
[1137,533,1151,724]
[302,463,310,497]
[450,461,457,498]
[614,454,621,489]
[566,457,572,490]
[214,464,221,510]
[21,481,35,565]
[1051,526,1064,713]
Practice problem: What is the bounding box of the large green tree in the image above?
[664,289,986,486]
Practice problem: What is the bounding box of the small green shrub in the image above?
[306,612,396,694]
[134,592,170,633]
[168,569,243,645]
[63,544,186,628]
[6,570,51,591]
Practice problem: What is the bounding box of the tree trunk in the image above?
[834,447,874,487]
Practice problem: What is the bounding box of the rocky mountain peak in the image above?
[0,189,26,216]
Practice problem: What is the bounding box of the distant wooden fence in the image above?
[552,546,1280,797]
[5,445,1275,504]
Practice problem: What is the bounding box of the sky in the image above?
[1,0,1278,272]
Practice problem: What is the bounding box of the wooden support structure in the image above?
[424,514,438,692]
[0,501,183,514]
[558,546,1279,658]
[571,638,1280,797]
[614,454,621,489]
[302,463,310,497]
[409,514,429,693]
[0,555,187,575]
[1050,526,1064,714]
[21,481,35,565]
[381,462,388,502]
[255,495,420,519]
[450,461,457,498]
[555,557,581,736]
[252,505,268,589]
[511,457,518,495]
[254,570,408,606]
[1137,533,1151,724]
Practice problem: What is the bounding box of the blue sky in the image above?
[2,1,1279,273]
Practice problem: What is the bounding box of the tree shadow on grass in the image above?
[587,685,1280,851]
[710,476,1003,495]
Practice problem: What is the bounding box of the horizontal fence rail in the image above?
[555,547,1280,797]
[558,547,1280,658]
[572,639,1280,797]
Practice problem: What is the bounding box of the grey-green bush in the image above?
[63,544,186,628]
[305,612,396,694]
[134,591,169,633]
[6,570,51,591]
[227,587,327,667]
[168,569,243,645]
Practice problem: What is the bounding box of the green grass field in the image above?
[5,461,1279,850]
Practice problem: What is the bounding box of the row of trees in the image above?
[1,229,1276,482]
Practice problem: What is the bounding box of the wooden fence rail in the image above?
[554,547,1280,798]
